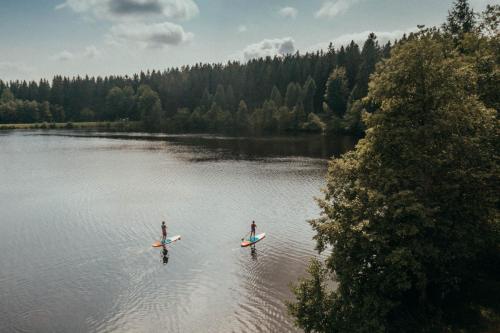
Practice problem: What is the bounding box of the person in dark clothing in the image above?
[250,220,256,239]
[161,221,167,242]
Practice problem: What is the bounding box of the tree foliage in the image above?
[289,19,500,333]
[0,34,387,135]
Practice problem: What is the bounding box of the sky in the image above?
[0,0,496,81]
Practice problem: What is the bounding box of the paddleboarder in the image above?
[250,220,256,240]
[161,221,167,242]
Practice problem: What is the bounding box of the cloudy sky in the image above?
[0,0,496,81]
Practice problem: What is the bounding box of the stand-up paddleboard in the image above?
[241,233,266,247]
[152,235,181,247]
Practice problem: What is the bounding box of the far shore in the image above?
[0,121,142,131]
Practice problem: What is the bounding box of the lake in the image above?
[0,130,355,333]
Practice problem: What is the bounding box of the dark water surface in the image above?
[0,131,355,333]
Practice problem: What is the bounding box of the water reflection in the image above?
[34,130,356,160]
[161,245,169,265]
[0,130,355,332]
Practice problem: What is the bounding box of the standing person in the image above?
[161,221,167,242]
[250,220,256,240]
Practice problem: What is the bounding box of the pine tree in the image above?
[302,76,317,114]
[270,86,283,107]
[285,82,301,109]
[443,0,476,37]
[351,33,380,100]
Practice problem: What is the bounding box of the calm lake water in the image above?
[0,130,355,333]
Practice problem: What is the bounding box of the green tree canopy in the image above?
[289,32,499,333]
[138,85,163,131]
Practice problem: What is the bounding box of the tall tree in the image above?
[324,67,349,117]
[289,33,499,333]
[302,76,317,114]
[285,82,301,109]
[270,86,283,107]
[443,0,476,37]
[138,85,162,131]
[351,33,380,100]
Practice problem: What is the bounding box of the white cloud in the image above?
[279,6,298,19]
[237,37,296,61]
[83,45,101,58]
[315,0,361,18]
[51,50,75,61]
[307,28,417,51]
[56,0,199,21]
[237,25,247,33]
[108,21,193,47]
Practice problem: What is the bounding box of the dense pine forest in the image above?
[0,33,390,135]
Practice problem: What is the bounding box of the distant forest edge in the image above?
[0,32,391,136]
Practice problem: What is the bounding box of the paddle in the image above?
[241,231,251,241]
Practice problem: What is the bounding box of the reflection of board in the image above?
[241,233,266,247]
[152,235,181,247]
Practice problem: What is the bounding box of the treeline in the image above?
[288,2,499,333]
[0,34,391,135]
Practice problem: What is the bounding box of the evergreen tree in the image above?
[443,0,476,37]
[0,88,14,103]
[214,84,226,109]
[351,33,380,100]
[270,86,283,107]
[285,82,301,108]
[344,41,361,89]
[302,76,317,114]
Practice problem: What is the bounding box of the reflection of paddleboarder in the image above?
[161,244,169,264]
[161,221,167,242]
[250,221,256,240]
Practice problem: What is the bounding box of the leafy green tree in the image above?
[301,112,326,132]
[273,106,293,132]
[189,106,206,131]
[138,85,162,132]
[122,86,137,119]
[0,88,14,103]
[324,67,350,117]
[105,87,125,120]
[79,107,95,121]
[289,33,499,333]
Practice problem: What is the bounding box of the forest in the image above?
[0,33,390,135]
